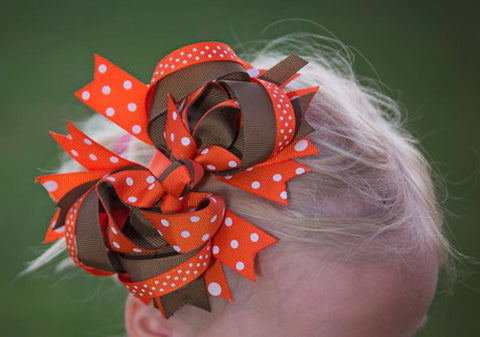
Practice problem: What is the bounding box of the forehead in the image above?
[254,245,439,337]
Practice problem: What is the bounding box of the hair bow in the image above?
[36,42,319,317]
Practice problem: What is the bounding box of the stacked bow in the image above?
[36,42,319,317]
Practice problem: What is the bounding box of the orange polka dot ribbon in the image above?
[36,42,320,317]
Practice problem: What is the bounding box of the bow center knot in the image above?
[157,158,204,198]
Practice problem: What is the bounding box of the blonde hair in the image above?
[25,33,452,276]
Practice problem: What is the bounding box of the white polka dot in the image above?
[111,226,118,235]
[296,167,306,175]
[66,134,73,140]
[280,191,288,199]
[212,246,220,255]
[83,138,92,145]
[236,262,245,271]
[89,154,97,161]
[110,156,119,163]
[181,231,190,238]
[123,80,132,90]
[172,111,177,120]
[228,160,238,168]
[224,175,232,179]
[210,214,217,223]
[161,219,169,227]
[112,241,120,249]
[273,174,282,182]
[170,133,175,142]
[102,85,111,95]
[126,177,134,186]
[132,125,141,134]
[250,233,259,242]
[181,137,191,146]
[148,183,155,190]
[146,176,155,184]
[225,217,233,227]
[81,91,90,100]
[251,181,261,189]
[294,139,308,152]
[128,196,137,203]
[230,240,239,249]
[206,164,216,170]
[98,64,107,73]
[201,148,209,155]
[132,248,142,253]
[247,68,260,77]
[201,234,210,241]
[173,245,181,252]
[208,282,222,296]
[43,180,58,192]
[107,176,116,182]
[105,107,115,116]
[128,103,137,112]
[190,216,200,223]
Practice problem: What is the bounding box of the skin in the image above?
[125,242,439,337]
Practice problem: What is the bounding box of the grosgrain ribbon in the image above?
[36,42,320,317]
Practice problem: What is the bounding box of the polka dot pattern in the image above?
[64,196,83,267]
[165,94,197,160]
[36,169,110,204]
[149,42,242,85]
[102,170,164,209]
[106,219,156,255]
[75,54,152,145]
[140,193,225,253]
[50,121,136,171]
[195,144,241,172]
[119,244,211,300]
[251,78,296,154]
[214,158,311,205]
[211,210,277,281]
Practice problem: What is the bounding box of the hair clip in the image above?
[36,42,319,317]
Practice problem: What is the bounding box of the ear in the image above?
[125,294,173,337]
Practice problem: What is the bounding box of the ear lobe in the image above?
[125,294,172,337]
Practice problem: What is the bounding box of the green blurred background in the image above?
[1,0,479,336]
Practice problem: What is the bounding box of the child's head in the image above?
[33,35,451,337]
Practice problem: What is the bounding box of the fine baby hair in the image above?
[31,34,451,337]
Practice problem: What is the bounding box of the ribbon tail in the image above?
[74,54,152,145]
[214,157,312,205]
[36,170,109,203]
[154,276,211,318]
[50,121,137,170]
[43,208,64,243]
[204,258,233,301]
[212,210,277,281]
[287,86,319,138]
